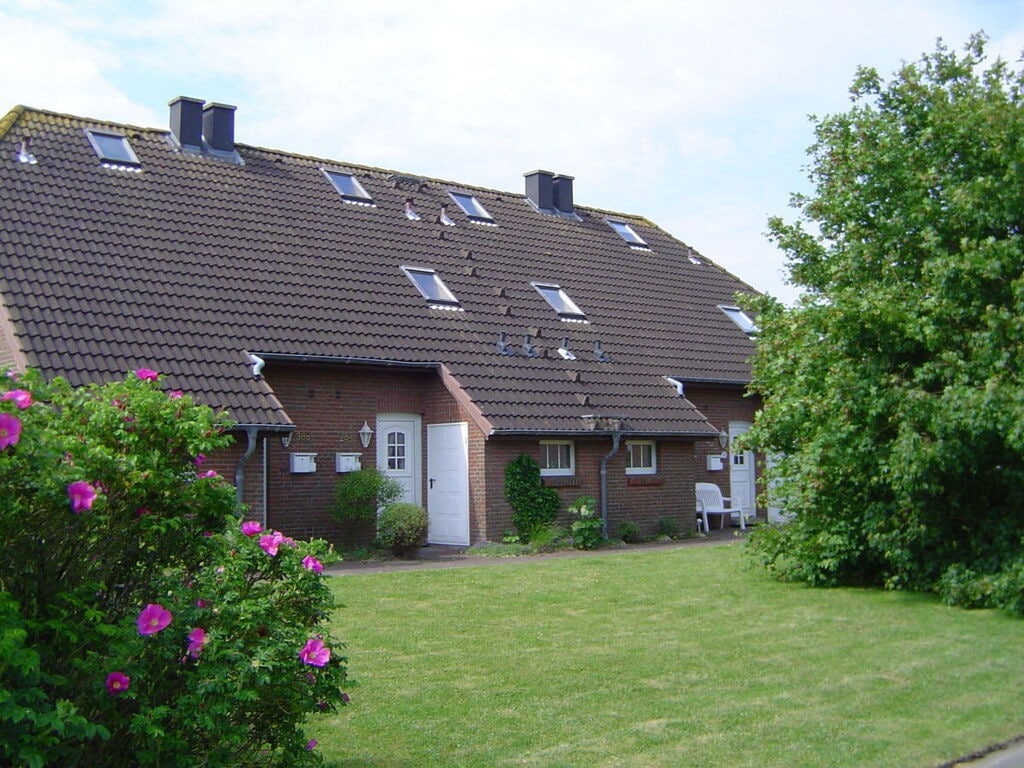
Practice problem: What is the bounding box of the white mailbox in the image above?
[706,454,724,471]
[289,453,317,474]
[335,452,362,473]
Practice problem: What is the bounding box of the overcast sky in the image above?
[3,1,1023,304]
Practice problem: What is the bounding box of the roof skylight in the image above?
[533,283,587,322]
[449,192,494,223]
[85,129,140,168]
[719,305,757,335]
[324,170,374,205]
[606,219,647,247]
[402,267,462,309]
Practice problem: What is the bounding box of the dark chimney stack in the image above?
[524,170,555,212]
[552,174,574,215]
[202,102,236,153]
[168,96,204,150]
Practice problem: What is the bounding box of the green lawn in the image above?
[313,543,1023,767]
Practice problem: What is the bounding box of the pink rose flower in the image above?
[299,637,331,667]
[187,627,207,659]
[135,368,159,381]
[241,520,262,536]
[1,389,32,409]
[302,555,324,574]
[197,469,218,479]
[168,390,184,399]
[306,739,318,751]
[137,603,173,636]
[106,671,130,695]
[0,413,22,450]
[67,481,98,513]
[193,453,206,467]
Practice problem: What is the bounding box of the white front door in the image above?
[426,422,470,545]
[729,421,756,521]
[376,414,421,507]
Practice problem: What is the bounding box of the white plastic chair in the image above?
[695,482,749,531]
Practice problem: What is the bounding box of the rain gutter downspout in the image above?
[599,432,623,538]
[234,427,259,510]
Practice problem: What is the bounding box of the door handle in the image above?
[429,478,436,489]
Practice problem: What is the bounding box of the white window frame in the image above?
[539,440,575,477]
[625,440,657,475]
[323,169,374,204]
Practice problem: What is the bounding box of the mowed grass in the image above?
[312,543,1023,767]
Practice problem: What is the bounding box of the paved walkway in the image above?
[326,529,1024,767]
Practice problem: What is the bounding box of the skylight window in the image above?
[533,283,587,322]
[606,219,647,248]
[449,192,494,223]
[402,267,461,309]
[324,170,374,205]
[719,305,758,335]
[85,129,140,168]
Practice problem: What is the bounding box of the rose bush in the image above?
[0,369,347,767]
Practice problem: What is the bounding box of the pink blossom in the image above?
[105,671,130,695]
[193,453,206,467]
[135,507,151,517]
[299,637,331,667]
[168,390,184,399]
[67,481,98,513]
[259,531,294,556]
[306,739,318,751]
[187,627,207,659]
[0,413,22,450]
[241,520,262,536]
[1,389,32,409]
[135,368,159,381]
[137,603,173,636]
[195,599,208,609]
[302,555,324,574]
[197,469,218,479]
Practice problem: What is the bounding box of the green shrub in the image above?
[0,369,347,766]
[529,524,569,552]
[656,517,680,538]
[377,502,427,557]
[617,521,643,543]
[332,468,403,524]
[569,496,603,550]
[503,455,561,540]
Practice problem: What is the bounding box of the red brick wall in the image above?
[684,385,762,512]
[482,436,698,542]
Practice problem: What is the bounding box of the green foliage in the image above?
[503,454,561,541]
[655,517,680,539]
[747,34,1024,612]
[568,496,603,550]
[528,524,569,552]
[616,522,642,543]
[332,468,403,524]
[0,370,347,766]
[377,502,427,557]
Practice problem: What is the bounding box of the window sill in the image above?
[626,476,662,487]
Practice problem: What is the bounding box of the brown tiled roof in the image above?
[0,105,757,436]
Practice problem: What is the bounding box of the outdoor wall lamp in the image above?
[718,430,729,450]
[358,421,373,449]
[281,431,292,448]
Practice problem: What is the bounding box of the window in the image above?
[402,266,461,308]
[540,441,574,477]
[532,283,587,322]
[324,170,374,204]
[719,305,758,335]
[85,129,140,167]
[606,219,647,247]
[625,440,656,475]
[448,192,494,223]
[386,431,407,471]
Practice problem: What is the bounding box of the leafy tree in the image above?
[746,34,1024,612]
[504,454,561,541]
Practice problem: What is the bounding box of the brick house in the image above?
[0,97,761,546]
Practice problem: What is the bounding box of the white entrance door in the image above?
[729,421,756,523]
[426,422,470,545]
[376,414,421,506]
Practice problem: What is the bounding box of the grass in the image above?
[313,543,1024,767]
